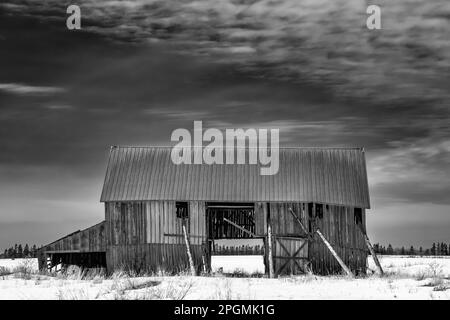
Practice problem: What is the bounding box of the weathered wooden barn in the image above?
[38,146,372,276]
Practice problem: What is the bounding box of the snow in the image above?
[368,255,450,278]
[211,255,265,274]
[0,258,39,273]
[0,256,449,299]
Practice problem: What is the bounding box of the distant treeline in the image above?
[2,242,449,258]
[0,244,41,259]
[373,242,450,256]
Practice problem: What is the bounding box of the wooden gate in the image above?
[273,236,308,275]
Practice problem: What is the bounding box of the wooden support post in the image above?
[357,225,384,275]
[182,220,196,276]
[315,228,354,277]
[46,254,53,272]
[267,223,274,278]
[267,205,274,278]
[201,254,207,274]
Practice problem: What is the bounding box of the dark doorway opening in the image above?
[46,252,106,272]
[206,203,265,275]
[207,203,255,239]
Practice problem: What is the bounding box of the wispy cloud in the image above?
[5,0,447,108]
[144,108,212,120]
[0,83,65,95]
[368,136,450,205]
[45,104,74,110]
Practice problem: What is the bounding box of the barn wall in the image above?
[106,244,204,274]
[268,202,308,236]
[105,201,206,245]
[145,201,206,245]
[308,204,367,275]
[105,201,206,273]
[256,202,367,275]
[103,200,367,275]
[254,202,307,236]
[37,222,106,270]
[39,221,106,253]
[105,202,147,245]
[254,203,268,236]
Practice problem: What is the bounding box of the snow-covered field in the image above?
[0,258,39,273]
[368,255,450,278]
[0,256,449,300]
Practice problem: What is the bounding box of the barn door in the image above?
[269,203,310,275]
[273,236,308,275]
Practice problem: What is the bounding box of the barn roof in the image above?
[100,146,370,208]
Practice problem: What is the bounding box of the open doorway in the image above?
[206,203,265,275]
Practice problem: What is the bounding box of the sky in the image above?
[0,0,449,250]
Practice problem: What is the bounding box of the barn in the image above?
[38,146,373,276]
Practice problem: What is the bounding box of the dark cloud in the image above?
[2,0,448,106]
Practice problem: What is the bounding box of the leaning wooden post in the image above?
[223,217,257,237]
[315,228,354,277]
[289,207,353,277]
[357,225,384,275]
[288,208,312,240]
[182,219,196,276]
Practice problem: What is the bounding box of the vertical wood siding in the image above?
[269,202,307,236]
[258,202,367,275]
[39,222,106,253]
[105,202,146,245]
[189,201,206,245]
[106,244,204,274]
[254,202,268,236]
[105,200,207,272]
[308,205,367,275]
[104,200,366,275]
[105,201,208,246]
